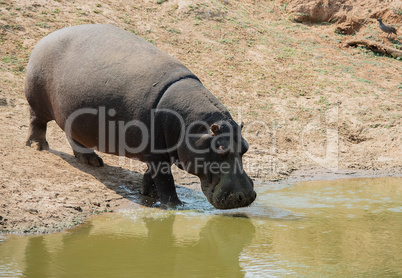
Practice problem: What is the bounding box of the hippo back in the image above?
[25,24,199,151]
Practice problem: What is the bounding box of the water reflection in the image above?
[0,177,401,277]
[241,177,402,276]
[6,214,255,278]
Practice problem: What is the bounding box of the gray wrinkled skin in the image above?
[25,24,256,209]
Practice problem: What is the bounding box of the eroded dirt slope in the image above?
[0,0,401,234]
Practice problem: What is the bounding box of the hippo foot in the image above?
[158,199,184,210]
[140,180,158,198]
[26,140,49,151]
[74,152,104,167]
[159,196,184,208]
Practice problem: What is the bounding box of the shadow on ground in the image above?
[48,149,165,208]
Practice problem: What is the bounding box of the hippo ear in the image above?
[210,124,220,136]
[240,122,244,130]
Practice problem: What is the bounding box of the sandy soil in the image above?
[0,0,401,234]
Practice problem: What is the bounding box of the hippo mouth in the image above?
[201,176,256,210]
[211,188,257,210]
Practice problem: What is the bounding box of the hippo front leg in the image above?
[141,166,158,198]
[144,162,182,207]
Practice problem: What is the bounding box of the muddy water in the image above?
[0,177,401,277]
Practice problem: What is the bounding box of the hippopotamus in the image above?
[25,24,256,209]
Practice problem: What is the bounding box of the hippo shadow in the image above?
[48,149,177,207]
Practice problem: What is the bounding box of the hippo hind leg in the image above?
[67,137,104,167]
[26,107,50,151]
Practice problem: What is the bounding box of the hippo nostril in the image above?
[237,192,245,203]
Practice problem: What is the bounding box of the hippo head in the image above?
[179,121,256,209]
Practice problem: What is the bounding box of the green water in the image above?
[1,177,401,277]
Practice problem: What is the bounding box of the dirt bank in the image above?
[0,0,401,234]
[280,0,402,24]
[280,0,402,34]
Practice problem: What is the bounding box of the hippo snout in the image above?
[215,190,257,210]
[210,176,256,209]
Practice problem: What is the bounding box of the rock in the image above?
[0,98,7,106]
[27,209,39,214]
